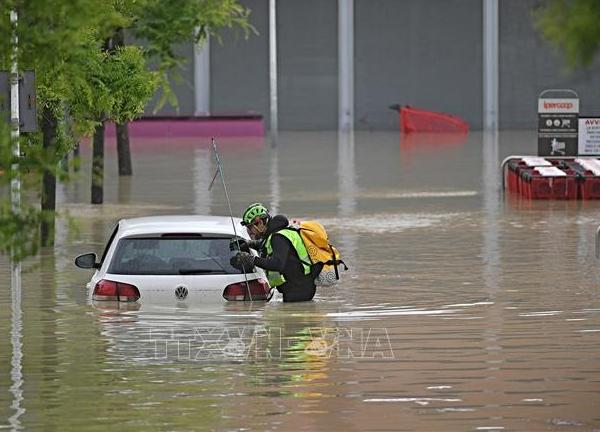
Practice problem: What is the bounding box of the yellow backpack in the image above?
[291,220,348,286]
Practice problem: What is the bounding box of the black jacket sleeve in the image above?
[254,234,291,272]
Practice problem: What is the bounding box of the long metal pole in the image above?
[9,9,25,431]
[268,0,278,137]
[10,10,20,212]
[210,138,253,301]
[483,0,499,130]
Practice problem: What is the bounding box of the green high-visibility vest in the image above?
[265,229,312,287]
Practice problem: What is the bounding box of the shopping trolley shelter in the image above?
[503,90,600,200]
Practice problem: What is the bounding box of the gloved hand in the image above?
[229,238,249,252]
[230,252,256,272]
[247,239,262,251]
[229,238,262,252]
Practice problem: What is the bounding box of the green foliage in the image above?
[0,121,50,260]
[0,121,16,183]
[0,203,46,261]
[0,0,125,69]
[107,47,160,123]
[0,117,66,196]
[68,41,158,125]
[534,0,600,68]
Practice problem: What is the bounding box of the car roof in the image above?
[117,215,247,237]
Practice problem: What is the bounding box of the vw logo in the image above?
[174,285,189,300]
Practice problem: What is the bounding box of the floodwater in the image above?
[1,130,600,431]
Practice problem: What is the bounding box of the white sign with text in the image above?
[578,117,600,156]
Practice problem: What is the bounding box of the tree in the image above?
[84,0,253,203]
[110,0,254,178]
[0,0,124,254]
[67,40,158,204]
[0,0,252,260]
[112,29,133,177]
[534,0,600,68]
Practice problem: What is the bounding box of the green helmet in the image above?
[242,202,270,226]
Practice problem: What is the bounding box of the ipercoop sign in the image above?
[538,97,579,156]
[538,99,579,113]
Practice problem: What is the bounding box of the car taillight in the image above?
[93,280,118,300]
[93,279,140,302]
[117,283,141,302]
[223,279,270,301]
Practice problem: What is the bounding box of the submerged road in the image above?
[1,130,599,431]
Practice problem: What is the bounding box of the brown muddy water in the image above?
[1,130,600,431]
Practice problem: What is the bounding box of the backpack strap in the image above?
[292,226,315,269]
[329,244,339,280]
[308,261,324,280]
[322,259,348,268]
[300,258,314,268]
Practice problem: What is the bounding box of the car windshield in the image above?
[108,236,243,275]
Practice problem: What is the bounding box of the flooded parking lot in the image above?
[1,130,600,431]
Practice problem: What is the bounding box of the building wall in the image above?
[499,0,600,129]
[355,0,483,130]
[277,0,338,129]
[210,0,337,130]
[210,0,270,120]
[152,0,600,130]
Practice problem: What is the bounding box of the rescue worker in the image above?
[231,203,317,302]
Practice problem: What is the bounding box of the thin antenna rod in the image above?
[210,138,253,301]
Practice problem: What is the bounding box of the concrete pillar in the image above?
[269,0,278,135]
[483,0,499,130]
[338,0,354,131]
[194,34,211,115]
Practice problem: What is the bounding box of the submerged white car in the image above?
[75,215,271,303]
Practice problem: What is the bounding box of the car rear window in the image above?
[107,236,244,275]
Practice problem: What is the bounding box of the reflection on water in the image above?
[1,131,600,431]
[8,261,24,431]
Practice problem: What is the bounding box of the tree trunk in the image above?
[112,28,133,177]
[41,107,58,246]
[116,122,132,176]
[91,122,105,204]
[118,176,132,203]
[73,142,80,172]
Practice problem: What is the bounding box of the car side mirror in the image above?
[75,253,100,269]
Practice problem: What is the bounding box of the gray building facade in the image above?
[149,0,600,130]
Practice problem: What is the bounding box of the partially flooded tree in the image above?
[534,0,600,68]
[0,0,123,254]
[112,29,133,177]
[0,0,252,261]
[111,0,254,177]
[68,40,157,204]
